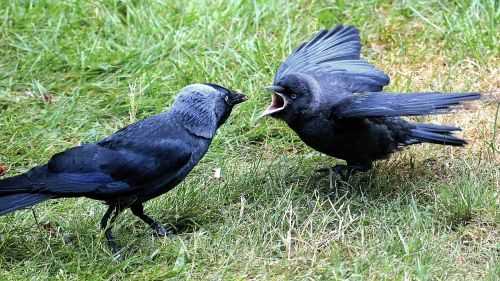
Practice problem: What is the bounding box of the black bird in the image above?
[0,83,247,260]
[261,25,480,180]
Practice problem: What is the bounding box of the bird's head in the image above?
[203,83,248,126]
[260,73,320,122]
[173,83,247,138]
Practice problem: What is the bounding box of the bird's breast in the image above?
[288,116,400,163]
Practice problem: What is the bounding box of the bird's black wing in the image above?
[39,139,192,196]
[274,25,389,93]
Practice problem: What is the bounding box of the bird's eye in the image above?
[225,95,229,101]
[291,94,297,99]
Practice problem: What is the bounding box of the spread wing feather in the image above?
[274,25,389,92]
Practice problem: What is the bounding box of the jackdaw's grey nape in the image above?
[0,83,247,261]
[261,25,481,181]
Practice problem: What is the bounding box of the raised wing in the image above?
[275,25,390,93]
[329,92,481,118]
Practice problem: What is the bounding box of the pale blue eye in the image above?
[291,94,297,99]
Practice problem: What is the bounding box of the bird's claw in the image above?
[152,222,173,237]
[113,252,122,263]
[314,166,350,182]
[332,166,350,182]
[314,168,331,175]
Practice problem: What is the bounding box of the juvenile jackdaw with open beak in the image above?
[0,83,247,260]
[261,25,480,180]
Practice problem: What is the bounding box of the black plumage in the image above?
[262,25,480,178]
[0,83,247,260]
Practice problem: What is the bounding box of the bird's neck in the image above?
[169,107,218,139]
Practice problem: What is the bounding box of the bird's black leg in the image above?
[332,163,372,182]
[315,162,372,184]
[130,203,172,237]
[100,204,122,262]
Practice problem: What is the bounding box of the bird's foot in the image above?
[320,164,371,182]
[101,204,124,263]
[314,167,332,176]
[130,203,174,238]
[112,251,122,263]
[151,222,173,237]
[314,164,372,194]
[313,167,334,180]
[106,232,122,263]
[331,166,353,182]
[313,167,341,195]
[314,166,351,182]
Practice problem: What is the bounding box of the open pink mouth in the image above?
[260,92,287,117]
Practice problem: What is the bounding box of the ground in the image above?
[0,0,498,280]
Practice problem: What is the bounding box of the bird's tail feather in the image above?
[0,165,49,193]
[0,165,55,216]
[409,123,467,146]
[0,193,54,216]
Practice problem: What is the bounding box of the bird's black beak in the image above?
[260,85,287,118]
[228,91,248,105]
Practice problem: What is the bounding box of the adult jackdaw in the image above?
[0,83,247,260]
[261,25,480,180]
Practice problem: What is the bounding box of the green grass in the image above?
[0,0,499,279]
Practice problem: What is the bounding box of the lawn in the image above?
[0,0,498,279]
